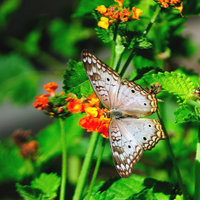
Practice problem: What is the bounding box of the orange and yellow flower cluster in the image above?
[96,0,142,30]
[67,93,110,138]
[33,82,110,138]
[156,0,183,16]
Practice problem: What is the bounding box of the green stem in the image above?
[110,24,118,68]
[195,124,200,200]
[73,132,100,200]
[157,108,189,200]
[85,137,106,200]
[119,5,161,78]
[119,51,136,77]
[59,118,67,200]
[114,48,126,73]
[187,100,200,110]
[143,5,161,37]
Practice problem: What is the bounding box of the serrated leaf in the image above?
[95,27,112,43]
[16,183,44,200]
[31,173,60,199]
[63,59,93,98]
[174,105,200,123]
[88,174,178,200]
[143,71,195,103]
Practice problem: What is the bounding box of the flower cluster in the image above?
[67,93,110,138]
[12,129,39,160]
[96,0,142,30]
[156,0,183,17]
[33,82,110,138]
[33,82,70,118]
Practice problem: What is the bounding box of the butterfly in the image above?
[82,49,166,178]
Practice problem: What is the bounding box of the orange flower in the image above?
[33,94,50,111]
[173,2,183,17]
[67,98,83,113]
[44,82,58,96]
[20,140,39,159]
[96,1,142,29]
[114,0,124,7]
[85,107,98,117]
[131,7,142,20]
[87,93,100,106]
[96,5,107,14]
[98,124,109,138]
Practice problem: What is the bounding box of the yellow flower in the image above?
[173,2,184,17]
[98,17,110,30]
[96,5,107,14]
[114,0,124,7]
[85,107,98,117]
[132,7,142,20]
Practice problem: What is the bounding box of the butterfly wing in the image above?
[116,118,166,151]
[82,50,121,109]
[115,80,158,117]
[109,118,143,178]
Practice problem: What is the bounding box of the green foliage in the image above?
[48,19,93,58]
[142,71,196,103]
[95,27,112,43]
[87,174,181,200]
[174,105,200,123]
[0,142,34,183]
[16,173,60,200]
[73,0,114,17]
[0,0,21,27]
[63,59,93,98]
[0,53,39,104]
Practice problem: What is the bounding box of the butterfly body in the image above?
[82,49,166,178]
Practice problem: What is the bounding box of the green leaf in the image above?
[36,114,83,165]
[143,71,195,103]
[0,53,39,104]
[88,174,179,200]
[16,173,60,200]
[0,143,34,183]
[16,183,44,200]
[31,173,60,199]
[174,105,200,123]
[48,19,93,58]
[63,59,93,98]
[95,27,112,43]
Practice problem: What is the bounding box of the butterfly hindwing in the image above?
[116,118,166,151]
[109,118,143,178]
[82,49,120,109]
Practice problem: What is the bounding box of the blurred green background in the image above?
[0,0,200,199]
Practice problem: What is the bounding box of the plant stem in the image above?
[119,5,161,78]
[157,108,189,200]
[143,5,161,37]
[59,118,67,200]
[73,132,100,200]
[85,137,106,200]
[195,124,200,200]
[110,24,118,68]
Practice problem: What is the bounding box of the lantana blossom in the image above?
[95,0,142,29]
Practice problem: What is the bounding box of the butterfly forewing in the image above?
[82,49,120,109]
[115,80,157,117]
[109,119,143,178]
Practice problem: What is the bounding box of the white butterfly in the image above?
[82,50,166,178]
